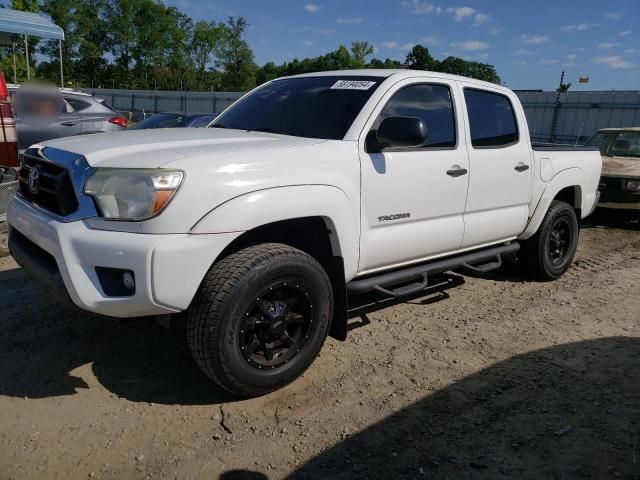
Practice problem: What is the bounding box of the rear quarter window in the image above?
[65,97,92,112]
[464,88,519,148]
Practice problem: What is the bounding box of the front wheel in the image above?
[522,200,579,281]
[186,243,333,397]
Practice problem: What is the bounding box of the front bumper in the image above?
[8,195,241,318]
[598,176,640,209]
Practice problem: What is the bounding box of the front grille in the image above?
[599,176,625,193]
[18,155,79,216]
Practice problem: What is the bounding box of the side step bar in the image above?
[347,242,520,298]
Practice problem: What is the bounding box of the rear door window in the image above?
[65,97,92,112]
[464,88,519,148]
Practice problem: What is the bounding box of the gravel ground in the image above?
[0,207,639,480]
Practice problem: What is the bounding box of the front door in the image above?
[358,80,469,273]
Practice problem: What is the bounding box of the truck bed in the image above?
[532,143,600,152]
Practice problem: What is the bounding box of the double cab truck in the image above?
[8,70,602,397]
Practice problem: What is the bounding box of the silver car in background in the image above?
[9,85,126,154]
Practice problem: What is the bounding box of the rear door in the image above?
[458,85,533,248]
[52,99,82,138]
[358,78,469,272]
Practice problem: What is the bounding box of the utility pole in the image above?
[549,70,564,143]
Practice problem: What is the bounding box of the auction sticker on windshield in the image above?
[330,80,377,90]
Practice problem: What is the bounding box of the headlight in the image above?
[625,180,640,192]
[84,168,184,221]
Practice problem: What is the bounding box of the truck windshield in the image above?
[210,76,383,140]
[585,131,610,154]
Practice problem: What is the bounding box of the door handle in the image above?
[61,121,78,126]
[446,167,468,177]
[514,163,530,172]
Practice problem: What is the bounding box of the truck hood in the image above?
[601,155,640,178]
[39,128,326,168]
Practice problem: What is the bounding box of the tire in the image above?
[0,222,9,257]
[186,243,333,397]
[522,200,579,281]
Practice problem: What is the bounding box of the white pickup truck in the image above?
[8,70,601,397]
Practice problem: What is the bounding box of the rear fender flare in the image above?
[519,168,584,240]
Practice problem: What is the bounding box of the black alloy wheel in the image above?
[239,281,313,369]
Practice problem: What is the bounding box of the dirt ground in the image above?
[1,207,639,480]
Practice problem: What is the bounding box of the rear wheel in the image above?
[186,243,333,397]
[522,200,579,281]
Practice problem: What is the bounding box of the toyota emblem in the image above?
[28,166,41,194]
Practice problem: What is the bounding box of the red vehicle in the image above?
[1,71,19,256]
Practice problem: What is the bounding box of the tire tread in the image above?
[187,243,329,397]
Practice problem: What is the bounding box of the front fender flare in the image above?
[190,185,360,280]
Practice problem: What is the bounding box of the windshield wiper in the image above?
[210,123,227,128]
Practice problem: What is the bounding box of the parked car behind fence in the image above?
[129,112,217,130]
[9,85,127,154]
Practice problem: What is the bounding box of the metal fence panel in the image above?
[79,88,245,117]
[77,87,639,144]
[516,90,640,144]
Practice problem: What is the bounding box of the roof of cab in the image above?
[8,84,93,97]
[283,69,511,93]
[598,127,640,132]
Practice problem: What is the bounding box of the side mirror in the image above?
[367,116,427,152]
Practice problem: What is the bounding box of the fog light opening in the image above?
[122,271,135,291]
[95,267,136,297]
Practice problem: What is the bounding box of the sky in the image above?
[167,0,639,91]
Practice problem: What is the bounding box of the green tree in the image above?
[557,82,572,92]
[437,55,500,83]
[39,0,83,86]
[190,20,225,90]
[217,17,256,91]
[10,0,37,11]
[403,44,501,84]
[2,0,503,90]
[256,61,281,84]
[0,0,40,83]
[75,0,108,87]
[350,41,374,68]
[405,45,436,70]
[103,0,139,87]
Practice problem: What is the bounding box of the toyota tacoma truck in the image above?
[7,70,602,397]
